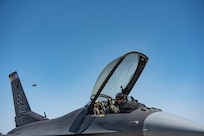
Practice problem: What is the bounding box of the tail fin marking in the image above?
[9,71,48,127]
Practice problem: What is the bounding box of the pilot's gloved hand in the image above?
[110,105,120,113]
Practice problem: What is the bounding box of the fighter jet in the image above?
[31,84,37,87]
[6,51,204,136]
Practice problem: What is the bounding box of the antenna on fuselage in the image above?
[44,112,47,118]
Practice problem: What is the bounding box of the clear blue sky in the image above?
[0,0,204,134]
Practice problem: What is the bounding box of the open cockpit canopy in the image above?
[90,51,148,103]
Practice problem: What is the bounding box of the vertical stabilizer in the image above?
[9,71,48,127]
[9,72,31,117]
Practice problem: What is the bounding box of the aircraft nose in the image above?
[143,112,204,136]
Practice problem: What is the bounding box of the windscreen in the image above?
[91,53,140,99]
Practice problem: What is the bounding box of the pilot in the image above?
[115,93,139,113]
[115,93,126,113]
[108,93,126,113]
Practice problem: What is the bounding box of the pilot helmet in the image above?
[116,93,124,100]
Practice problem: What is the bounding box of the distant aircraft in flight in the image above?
[5,51,204,136]
[31,84,37,87]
